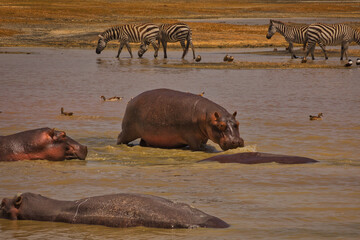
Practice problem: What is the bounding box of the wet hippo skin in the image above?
[117,88,244,151]
[198,152,318,164]
[0,128,88,161]
[0,192,229,229]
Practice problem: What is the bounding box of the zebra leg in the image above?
[162,40,168,58]
[124,42,133,58]
[341,42,349,60]
[318,42,328,60]
[180,40,188,59]
[151,41,159,58]
[190,41,195,59]
[288,42,298,59]
[302,43,315,63]
[116,42,125,58]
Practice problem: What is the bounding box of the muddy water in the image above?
[0,48,359,239]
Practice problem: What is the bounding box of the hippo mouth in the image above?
[219,138,245,151]
[65,145,88,160]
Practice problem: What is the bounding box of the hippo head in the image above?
[207,111,244,151]
[0,194,22,220]
[96,35,107,54]
[25,128,88,161]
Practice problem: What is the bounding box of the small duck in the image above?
[356,58,360,65]
[309,113,323,121]
[61,107,73,116]
[198,92,205,97]
[227,56,234,62]
[273,48,278,52]
[195,55,201,62]
[344,59,352,67]
[223,54,229,61]
[101,96,123,101]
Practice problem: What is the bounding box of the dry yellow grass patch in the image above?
[0,0,360,48]
[0,29,21,36]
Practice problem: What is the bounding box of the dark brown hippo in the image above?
[0,192,229,229]
[117,89,244,151]
[0,128,87,161]
[198,152,318,164]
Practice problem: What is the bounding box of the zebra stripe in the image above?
[303,23,360,61]
[266,19,309,59]
[96,23,159,58]
[159,23,195,59]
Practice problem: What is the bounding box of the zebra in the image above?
[266,19,309,59]
[303,23,360,62]
[96,23,160,58]
[158,23,195,59]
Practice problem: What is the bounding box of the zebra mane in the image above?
[101,26,122,37]
[270,19,285,25]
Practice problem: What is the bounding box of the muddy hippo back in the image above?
[117,89,244,151]
[198,152,318,164]
[1,192,229,229]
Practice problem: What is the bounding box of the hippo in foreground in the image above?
[0,128,87,161]
[117,89,244,151]
[198,152,318,164]
[0,192,229,229]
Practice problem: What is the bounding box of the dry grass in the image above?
[0,0,360,48]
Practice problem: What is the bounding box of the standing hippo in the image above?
[0,192,229,229]
[198,152,318,164]
[0,128,87,161]
[117,89,244,151]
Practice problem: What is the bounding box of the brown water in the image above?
[0,47,360,239]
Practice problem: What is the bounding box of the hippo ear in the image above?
[233,111,237,118]
[48,128,55,138]
[53,131,66,141]
[210,112,221,126]
[14,196,22,208]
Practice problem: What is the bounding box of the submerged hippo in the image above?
[198,152,318,164]
[117,89,244,151]
[0,192,229,229]
[0,128,87,161]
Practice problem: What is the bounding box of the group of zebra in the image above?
[95,20,360,63]
[96,23,196,59]
[266,19,360,62]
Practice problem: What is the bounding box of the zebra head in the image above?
[266,20,277,39]
[96,35,107,54]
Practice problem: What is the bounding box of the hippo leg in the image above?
[186,136,207,151]
[116,130,139,145]
[140,139,148,147]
